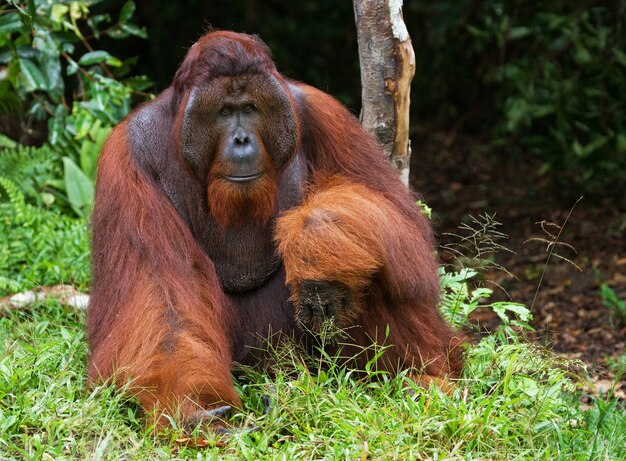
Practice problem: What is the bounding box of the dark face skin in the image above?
[180,73,298,186]
[214,97,264,183]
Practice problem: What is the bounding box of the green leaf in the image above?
[119,0,136,23]
[466,25,488,38]
[105,25,127,40]
[41,192,55,207]
[50,4,69,24]
[63,157,94,217]
[79,120,110,179]
[78,50,112,66]
[492,302,532,324]
[573,44,592,65]
[18,58,47,91]
[508,26,532,41]
[59,40,75,54]
[73,111,93,139]
[0,47,11,64]
[105,56,123,67]
[0,12,22,36]
[41,54,63,102]
[470,287,492,300]
[45,178,65,191]
[69,1,86,20]
[47,104,68,146]
[66,58,79,76]
[27,0,36,21]
[614,47,626,67]
[15,45,39,59]
[510,376,540,397]
[441,268,478,285]
[119,23,147,39]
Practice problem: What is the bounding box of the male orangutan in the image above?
[87,30,464,429]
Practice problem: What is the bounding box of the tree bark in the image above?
[353,0,416,185]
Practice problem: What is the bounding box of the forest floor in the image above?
[411,133,626,400]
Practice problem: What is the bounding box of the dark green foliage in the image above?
[0,141,90,295]
[408,1,626,199]
[0,0,151,153]
[1,1,152,217]
[0,138,61,208]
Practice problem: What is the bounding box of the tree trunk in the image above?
[353,0,416,185]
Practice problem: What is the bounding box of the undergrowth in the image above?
[1,300,624,460]
[0,142,624,460]
[0,140,90,295]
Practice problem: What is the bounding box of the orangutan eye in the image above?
[243,103,256,114]
[219,106,232,116]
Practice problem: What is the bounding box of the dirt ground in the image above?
[410,134,626,397]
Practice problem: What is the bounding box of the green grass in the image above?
[1,302,625,460]
[1,141,625,460]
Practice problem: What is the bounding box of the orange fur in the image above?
[89,124,240,429]
[276,175,464,380]
[276,176,386,322]
[207,158,277,230]
[89,31,465,433]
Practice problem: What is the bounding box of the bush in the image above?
[0,140,90,295]
[409,1,626,199]
[1,0,153,217]
[0,0,151,154]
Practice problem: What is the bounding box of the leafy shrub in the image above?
[0,0,150,148]
[1,0,152,215]
[0,135,61,207]
[0,142,90,295]
[409,1,626,198]
[439,267,532,337]
[475,2,626,195]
